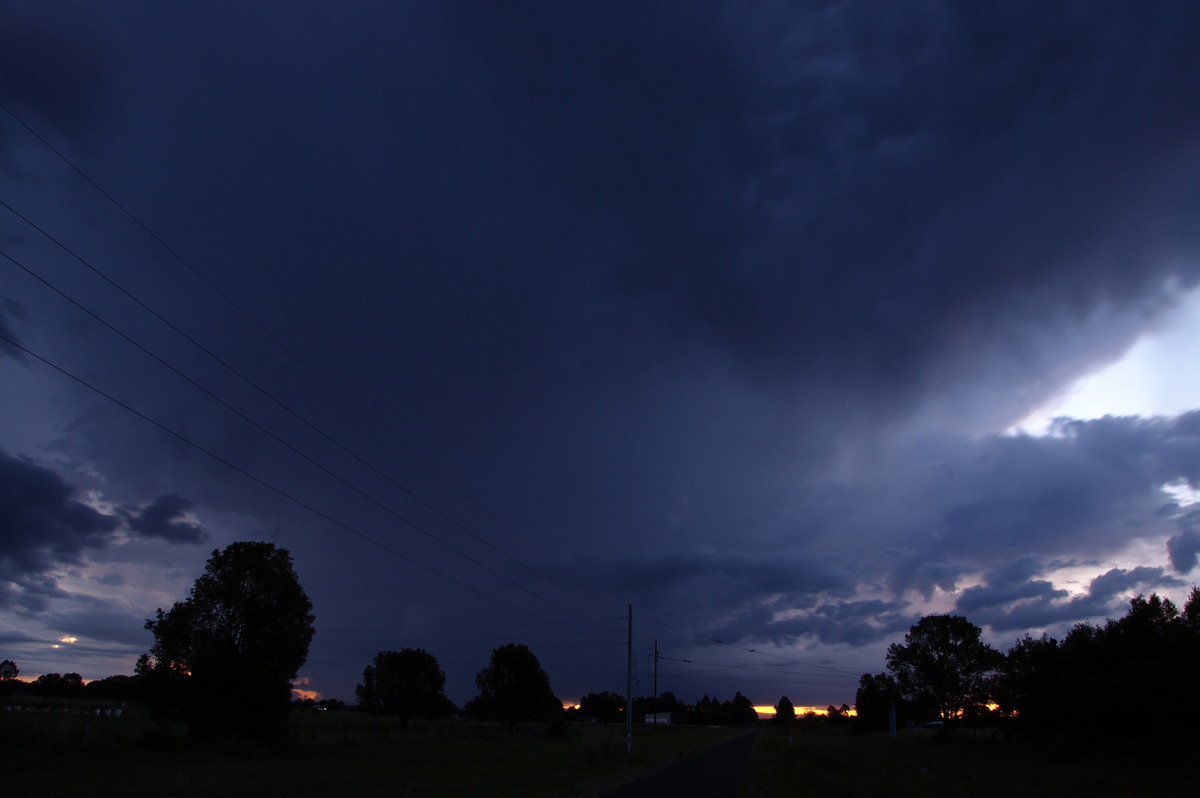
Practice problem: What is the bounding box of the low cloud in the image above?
[738,599,915,648]
[577,548,856,612]
[0,449,118,577]
[120,494,207,544]
[1167,508,1200,573]
[956,563,1183,634]
[0,449,203,609]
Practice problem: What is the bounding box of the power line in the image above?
[0,201,604,625]
[0,331,591,632]
[0,245,602,625]
[0,100,617,617]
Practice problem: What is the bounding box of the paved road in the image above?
[599,729,760,798]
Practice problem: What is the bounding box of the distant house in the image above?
[645,712,672,725]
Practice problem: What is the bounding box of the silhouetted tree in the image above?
[1182,585,1200,631]
[774,695,796,726]
[886,615,1000,723]
[356,648,452,727]
[31,672,85,698]
[0,659,17,680]
[855,671,908,731]
[726,692,760,726]
[1068,593,1193,737]
[691,694,720,725]
[472,643,561,727]
[85,674,139,701]
[824,703,851,727]
[632,691,686,721]
[992,634,1060,733]
[143,541,315,740]
[578,691,625,724]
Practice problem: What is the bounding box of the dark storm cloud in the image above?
[0,449,204,608]
[712,598,914,648]
[94,571,125,587]
[887,559,975,602]
[578,549,856,613]
[1167,508,1200,573]
[881,414,1200,592]
[119,493,206,545]
[961,565,1184,634]
[634,412,1200,649]
[434,2,1200,431]
[0,449,117,571]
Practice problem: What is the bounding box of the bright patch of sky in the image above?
[1015,287,1200,435]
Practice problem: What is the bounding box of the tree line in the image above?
[0,664,142,701]
[854,588,1200,741]
[3,541,765,743]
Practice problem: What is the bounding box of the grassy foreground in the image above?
[740,726,1200,798]
[1,705,745,798]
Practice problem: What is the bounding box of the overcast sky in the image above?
[3,1,1200,710]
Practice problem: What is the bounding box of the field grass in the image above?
[0,704,746,798]
[10,703,1196,797]
[740,726,1200,797]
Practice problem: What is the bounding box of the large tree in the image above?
[773,695,796,726]
[886,615,1000,723]
[144,541,314,739]
[472,643,561,727]
[356,648,452,727]
[854,671,903,731]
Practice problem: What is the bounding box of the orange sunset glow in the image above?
[753,705,857,718]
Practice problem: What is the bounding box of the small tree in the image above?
[886,615,1000,723]
[356,648,451,727]
[144,541,315,739]
[472,643,561,727]
[0,659,17,680]
[578,691,625,724]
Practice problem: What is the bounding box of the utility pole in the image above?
[626,604,633,756]
[651,640,659,730]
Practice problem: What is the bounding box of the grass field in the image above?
[740,726,1200,798]
[6,704,1197,797]
[0,704,745,798]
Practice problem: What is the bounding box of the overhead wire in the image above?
[0,331,584,631]
[0,199,608,629]
[0,244,605,626]
[0,100,617,618]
